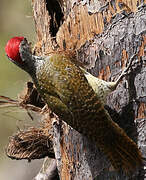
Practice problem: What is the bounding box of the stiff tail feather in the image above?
[103,122,143,174]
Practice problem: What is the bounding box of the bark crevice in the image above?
[45,0,64,37]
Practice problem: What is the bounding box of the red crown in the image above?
[5,37,24,64]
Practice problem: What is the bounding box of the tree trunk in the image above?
[32,0,146,179]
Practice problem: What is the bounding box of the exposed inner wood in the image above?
[32,1,145,54]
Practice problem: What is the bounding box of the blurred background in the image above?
[0,0,43,179]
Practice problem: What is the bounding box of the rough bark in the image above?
[32,0,146,179]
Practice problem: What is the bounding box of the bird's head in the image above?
[5,36,25,65]
[5,37,41,76]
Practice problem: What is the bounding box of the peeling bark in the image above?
[31,0,146,179]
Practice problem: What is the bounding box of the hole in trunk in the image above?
[46,0,64,37]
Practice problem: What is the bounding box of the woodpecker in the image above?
[5,37,142,174]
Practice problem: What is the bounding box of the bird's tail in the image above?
[101,121,143,174]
